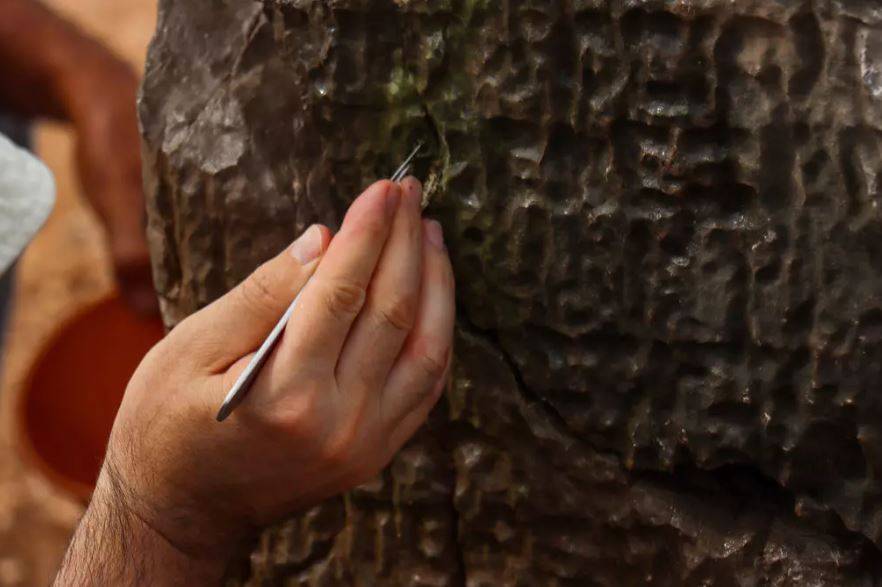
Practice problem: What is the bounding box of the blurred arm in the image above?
[0,0,157,314]
[0,0,134,122]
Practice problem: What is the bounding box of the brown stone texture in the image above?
[140,0,882,584]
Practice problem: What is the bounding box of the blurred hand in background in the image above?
[0,0,157,315]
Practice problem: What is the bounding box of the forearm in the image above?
[53,469,228,586]
[0,0,146,266]
[0,0,134,122]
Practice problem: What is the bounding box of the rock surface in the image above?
[140,0,882,583]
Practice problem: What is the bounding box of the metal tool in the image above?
[216,143,423,422]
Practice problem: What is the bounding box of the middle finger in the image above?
[280,180,401,372]
[335,177,424,392]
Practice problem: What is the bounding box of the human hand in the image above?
[67,59,158,315]
[55,179,455,584]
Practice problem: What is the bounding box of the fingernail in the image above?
[290,224,323,265]
[425,219,445,250]
[386,183,402,217]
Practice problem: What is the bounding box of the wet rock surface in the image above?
[140,0,882,583]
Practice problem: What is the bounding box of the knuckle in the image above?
[238,265,283,314]
[320,442,351,470]
[258,388,322,439]
[375,294,418,333]
[413,340,451,381]
[323,279,367,320]
[321,421,359,468]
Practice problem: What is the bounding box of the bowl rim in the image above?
[13,293,163,503]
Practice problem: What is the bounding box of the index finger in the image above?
[279,180,401,371]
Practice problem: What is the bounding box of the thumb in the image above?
[172,224,332,371]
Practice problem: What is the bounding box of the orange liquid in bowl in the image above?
[18,295,164,501]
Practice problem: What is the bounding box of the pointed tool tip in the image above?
[216,403,232,422]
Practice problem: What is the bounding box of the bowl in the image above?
[16,294,164,502]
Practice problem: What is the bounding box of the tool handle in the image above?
[215,288,304,421]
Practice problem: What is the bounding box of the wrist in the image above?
[59,54,138,126]
[55,466,238,586]
[100,458,254,563]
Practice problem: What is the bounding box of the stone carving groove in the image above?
[140,1,882,583]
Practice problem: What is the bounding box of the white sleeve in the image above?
[0,133,55,276]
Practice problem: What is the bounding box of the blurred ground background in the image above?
[0,1,157,584]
